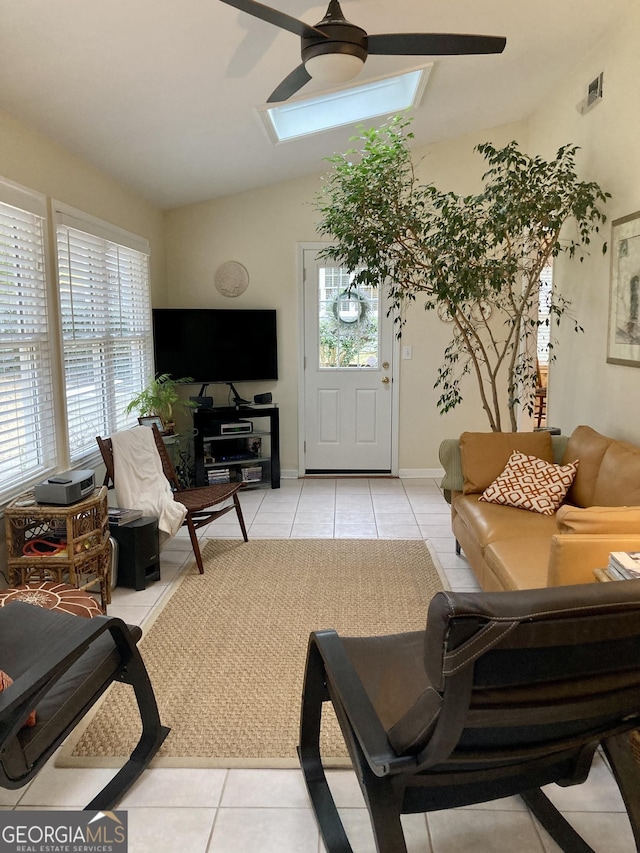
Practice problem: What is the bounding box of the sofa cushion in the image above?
[556,504,640,534]
[562,425,611,507]
[460,431,553,495]
[592,440,640,506]
[484,538,552,590]
[453,493,559,549]
[479,452,578,516]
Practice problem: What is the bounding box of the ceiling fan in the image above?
[219,0,506,102]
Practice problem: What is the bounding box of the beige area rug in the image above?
[58,538,446,769]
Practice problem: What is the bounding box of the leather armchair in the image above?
[299,580,640,852]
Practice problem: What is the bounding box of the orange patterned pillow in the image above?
[479,451,579,516]
[0,670,36,727]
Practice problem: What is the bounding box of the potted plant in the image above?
[315,117,610,431]
[125,374,196,435]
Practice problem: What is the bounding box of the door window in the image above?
[318,267,379,369]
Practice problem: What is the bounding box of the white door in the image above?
[301,248,397,473]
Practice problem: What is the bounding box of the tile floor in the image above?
[3,478,635,852]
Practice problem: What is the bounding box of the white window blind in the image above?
[537,264,553,366]
[0,191,56,502]
[55,210,152,461]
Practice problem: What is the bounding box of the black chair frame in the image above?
[0,601,169,810]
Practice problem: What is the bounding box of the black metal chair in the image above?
[0,601,169,809]
[299,580,640,853]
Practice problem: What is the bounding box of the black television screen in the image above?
[152,308,278,384]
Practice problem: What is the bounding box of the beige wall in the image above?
[526,4,640,445]
[0,109,166,301]
[164,121,528,474]
[164,175,322,472]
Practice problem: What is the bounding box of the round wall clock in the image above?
[215,261,249,297]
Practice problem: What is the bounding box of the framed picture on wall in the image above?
[607,210,640,367]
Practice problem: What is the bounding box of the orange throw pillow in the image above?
[0,670,36,727]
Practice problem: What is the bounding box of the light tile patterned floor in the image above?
[4,478,635,852]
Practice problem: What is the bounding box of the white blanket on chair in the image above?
[110,426,187,545]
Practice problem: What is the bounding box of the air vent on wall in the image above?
[577,72,603,115]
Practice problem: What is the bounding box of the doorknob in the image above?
[381,376,390,384]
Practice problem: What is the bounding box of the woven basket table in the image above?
[4,487,111,612]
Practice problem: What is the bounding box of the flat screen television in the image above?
[152,308,278,395]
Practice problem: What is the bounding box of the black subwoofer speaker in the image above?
[110,516,160,591]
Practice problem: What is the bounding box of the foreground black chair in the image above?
[299,580,640,852]
[0,601,169,809]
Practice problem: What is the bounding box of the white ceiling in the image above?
[0,0,633,209]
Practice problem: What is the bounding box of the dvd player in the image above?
[219,420,253,435]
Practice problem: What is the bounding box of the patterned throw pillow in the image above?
[479,451,579,516]
[0,670,36,727]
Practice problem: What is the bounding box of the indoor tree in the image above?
[315,118,610,431]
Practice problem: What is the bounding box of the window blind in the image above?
[0,197,56,501]
[55,215,152,462]
[537,264,553,366]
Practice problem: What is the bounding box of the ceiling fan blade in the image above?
[368,32,506,56]
[267,64,312,103]
[219,0,328,40]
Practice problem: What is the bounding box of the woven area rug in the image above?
[58,538,446,769]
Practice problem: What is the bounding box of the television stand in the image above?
[193,406,280,489]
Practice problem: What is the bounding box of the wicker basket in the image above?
[4,487,111,610]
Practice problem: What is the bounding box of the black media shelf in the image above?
[193,405,280,489]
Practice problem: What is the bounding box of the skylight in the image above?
[258,64,432,144]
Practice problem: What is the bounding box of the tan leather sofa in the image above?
[439,426,640,591]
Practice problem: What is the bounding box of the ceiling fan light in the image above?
[304,52,364,84]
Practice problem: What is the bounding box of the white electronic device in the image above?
[34,469,95,506]
[219,421,253,435]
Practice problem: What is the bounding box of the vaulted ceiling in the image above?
[0,0,633,209]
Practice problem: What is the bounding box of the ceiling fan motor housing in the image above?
[301,21,368,66]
